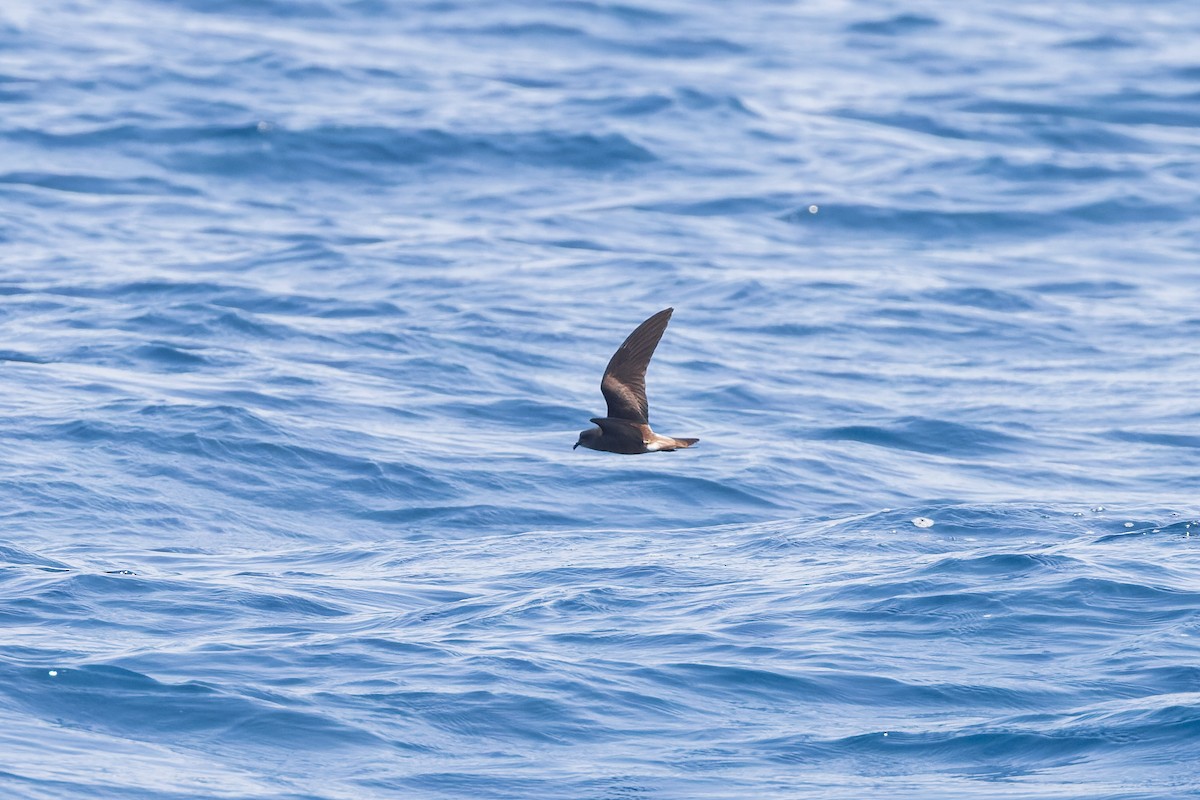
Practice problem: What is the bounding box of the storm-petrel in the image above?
[574,308,699,454]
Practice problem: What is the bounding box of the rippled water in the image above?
[3,1,1199,798]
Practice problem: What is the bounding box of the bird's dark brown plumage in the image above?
[601,306,673,424]
[574,308,698,455]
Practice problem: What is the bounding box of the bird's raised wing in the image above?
[600,307,673,423]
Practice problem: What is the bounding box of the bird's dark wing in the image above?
[600,308,673,423]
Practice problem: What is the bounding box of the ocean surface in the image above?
[3,1,1199,798]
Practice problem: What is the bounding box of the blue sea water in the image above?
[2,0,1200,797]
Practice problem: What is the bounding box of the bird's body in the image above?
[574,308,698,455]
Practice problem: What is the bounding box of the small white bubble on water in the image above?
[912,517,934,528]
[808,204,818,214]
[48,670,58,677]
[1124,522,1134,528]
[1092,506,1105,513]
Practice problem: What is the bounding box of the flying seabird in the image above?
[574,308,699,454]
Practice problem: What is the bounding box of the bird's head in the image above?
[574,427,600,451]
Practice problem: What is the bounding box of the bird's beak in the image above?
[572,442,580,450]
